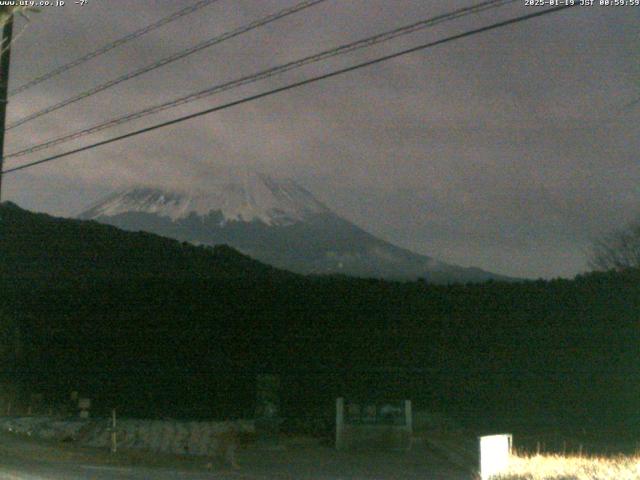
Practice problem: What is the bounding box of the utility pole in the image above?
[0,12,13,202]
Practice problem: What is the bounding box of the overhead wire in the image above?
[9,0,222,97]
[6,0,328,130]
[6,0,516,161]
[1,5,577,176]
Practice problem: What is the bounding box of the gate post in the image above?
[404,400,412,450]
[335,397,345,450]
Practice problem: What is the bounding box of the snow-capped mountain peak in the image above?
[79,171,512,282]
[81,173,330,226]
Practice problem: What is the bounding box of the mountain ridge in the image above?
[79,173,330,227]
[0,200,288,283]
[78,174,514,283]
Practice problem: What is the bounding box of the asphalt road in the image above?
[0,431,474,479]
[0,461,246,480]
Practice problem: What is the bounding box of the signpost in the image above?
[336,398,412,451]
[479,434,512,480]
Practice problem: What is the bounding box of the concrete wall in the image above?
[0,416,254,456]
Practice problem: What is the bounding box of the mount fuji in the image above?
[78,173,509,283]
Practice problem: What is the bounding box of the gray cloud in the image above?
[4,0,639,278]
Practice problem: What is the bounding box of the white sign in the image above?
[479,434,512,480]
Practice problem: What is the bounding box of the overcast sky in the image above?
[3,0,638,279]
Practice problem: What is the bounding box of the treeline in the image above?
[1,270,638,436]
[1,202,638,436]
[0,201,288,283]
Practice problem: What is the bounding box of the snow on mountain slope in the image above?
[81,173,329,226]
[79,173,512,283]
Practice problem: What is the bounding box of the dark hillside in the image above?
[0,201,287,283]
[1,203,638,440]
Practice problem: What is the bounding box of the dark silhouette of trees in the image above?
[590,217,640,271]
[2,201,639,435]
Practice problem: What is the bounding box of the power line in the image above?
[2,5,576,176]
[6,0,516,161]
[9,0,221,97]
[6,0,328,130]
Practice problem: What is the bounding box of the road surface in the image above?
[0,431,474,479]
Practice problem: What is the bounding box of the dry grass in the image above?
[496,452,640,480]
